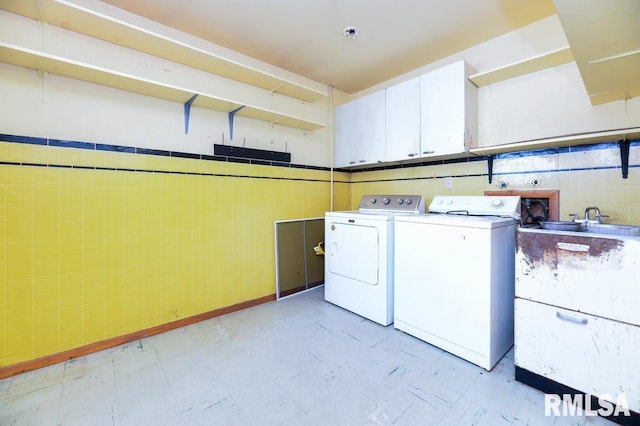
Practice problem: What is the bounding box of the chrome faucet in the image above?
[569,207,609,224]
[584,207,608,224]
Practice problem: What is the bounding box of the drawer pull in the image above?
[556,311,588,325]
[557,242,589,252]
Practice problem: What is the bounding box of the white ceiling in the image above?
[100,0,557,94]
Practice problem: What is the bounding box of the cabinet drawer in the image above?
[515,229,640,325]
[514,299,640,412]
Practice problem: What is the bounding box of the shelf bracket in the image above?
[487,155,495,184]
[183,94,198,134]
[269,83,285,94]
[620,139,630,179]
[228,105,246,140]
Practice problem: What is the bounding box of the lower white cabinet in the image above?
[514,228,640,417]
[515,228,640,325]
[515,299,640,413]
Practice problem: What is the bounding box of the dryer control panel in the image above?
[358,194,425,214]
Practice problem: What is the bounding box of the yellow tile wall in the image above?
[0,141,345,367]
[2,139,637,368]
[350,159,487,209]
[348,145,640,223]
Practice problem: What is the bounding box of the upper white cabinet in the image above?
[421,61,478,157]
[334,90,385,168]
[334,99,358,168]
[385,77,421,162]
[334,60,477,168]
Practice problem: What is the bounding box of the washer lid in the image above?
[395,213,517,228]
[429,195,521,220]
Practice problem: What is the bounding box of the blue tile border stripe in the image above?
[0,134,48,145]
[0,133,334,172]
[0,160,341,183]
[1,133,638,185]
[96,143,136,153]
[0,133,349,183]
[48,139,95,150]
[351,139,639,183]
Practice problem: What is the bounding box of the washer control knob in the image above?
[446,200,454,205]
[382,197,390,205]
[404,199,412,205]
[397,199,404,205]
[491,199,504,208]
[370,198,377,204]
[436,199,443,205]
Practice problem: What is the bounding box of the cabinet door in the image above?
[334,90,385,167]
[385,77,421,162]
[515,298,640,412]
[334,100,358,167]
[275,221,306,297]
[421,61,470,157]
[515,229,640,325]
[304,219,324,288]
[355,90,385,165]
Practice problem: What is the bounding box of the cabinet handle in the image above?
[557,242,590,252]
[359,159,366,163]
[556,311,588,325]
[349,161,356,164]
[422,150,435,155]
[407,153,418,158]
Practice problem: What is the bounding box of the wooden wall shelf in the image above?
[1,0,328,103]
[0,1,329,132]
[0,41,326,132]
[469,46,574,87]
[470,127,640,156]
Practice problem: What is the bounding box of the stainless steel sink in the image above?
[583,223,640,237]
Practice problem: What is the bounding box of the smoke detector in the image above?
[342,26,359,39]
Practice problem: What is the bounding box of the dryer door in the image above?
[327,222,379,285]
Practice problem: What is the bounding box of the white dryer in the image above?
[324,195,425,326]
[394,195,521,370]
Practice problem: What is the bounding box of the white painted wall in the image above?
[0,62,334,166]
[361,15,571,94]
[0,9,337,167]
[2,10,638,166]
[478,62,639,146]
[358,15,640,148]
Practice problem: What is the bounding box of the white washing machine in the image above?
[324,195,425,326]
[394,195,521,370]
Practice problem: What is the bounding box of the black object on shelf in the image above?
[214,144,291,163]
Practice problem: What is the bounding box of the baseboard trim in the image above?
[0,294,275,379]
